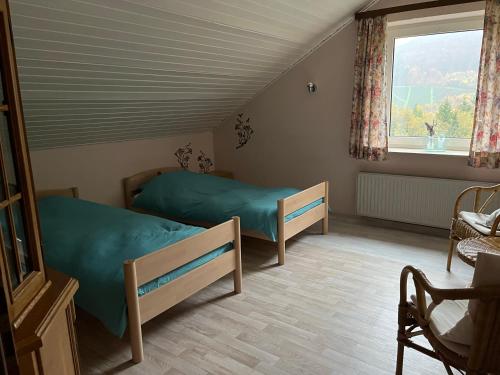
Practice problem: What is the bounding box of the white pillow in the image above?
[442,252,500,346]
[441,298,474,346]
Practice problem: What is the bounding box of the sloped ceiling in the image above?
[10,0,367,149]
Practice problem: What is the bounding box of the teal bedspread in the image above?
[133,170,323,241]
[38,196,230,337]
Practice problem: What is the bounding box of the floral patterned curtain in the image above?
[469,0,500,169]
[349,16,388,161]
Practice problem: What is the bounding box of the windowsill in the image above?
[389,148,469,156]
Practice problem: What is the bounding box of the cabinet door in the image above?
[0,0,45,321]
[38,304,77,375]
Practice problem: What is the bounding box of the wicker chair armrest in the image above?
[490,215,500,236]
[400,266,500,320]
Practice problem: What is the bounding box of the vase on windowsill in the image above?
[426,135,435,151]
[425,135,446,152]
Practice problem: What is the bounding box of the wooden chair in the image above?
[447,184,500,271]
[396,265,500,375]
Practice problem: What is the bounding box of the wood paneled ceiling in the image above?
[10,0,367,149]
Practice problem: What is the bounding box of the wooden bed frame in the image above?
[36,188,242,364]
[123,167,329,265]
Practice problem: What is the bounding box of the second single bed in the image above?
[124,168,329,265]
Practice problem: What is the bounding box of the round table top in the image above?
[457,237,500,267]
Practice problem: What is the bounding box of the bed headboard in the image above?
[122,167,234,209]
[36,187,79,200]
[123,167,181,208]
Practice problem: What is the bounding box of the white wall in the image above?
[213,0,498,216]
[30,131,214,207]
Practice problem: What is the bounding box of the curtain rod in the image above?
[355,0,484,20]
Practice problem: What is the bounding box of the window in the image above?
[387,15,484,155]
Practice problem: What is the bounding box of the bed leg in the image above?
[124,261,144,364]
[233,217,242,293]
[322,181,329,235]
[277,200,285,265]
[322,218,329,235]
[278,239,285,266]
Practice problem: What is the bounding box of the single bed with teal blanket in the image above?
[124,168,329,266]
[37,191,242,363]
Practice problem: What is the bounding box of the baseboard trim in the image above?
[331,213,449,238]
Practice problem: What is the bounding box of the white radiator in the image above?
[356,173,499,229]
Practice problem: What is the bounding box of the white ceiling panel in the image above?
[9,0,367,149]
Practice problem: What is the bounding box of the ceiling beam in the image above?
[355,0,484,20]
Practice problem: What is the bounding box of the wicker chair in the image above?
[396,265,500,375]
[447,184,500,271]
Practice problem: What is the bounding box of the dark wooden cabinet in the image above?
[0,1,80,373]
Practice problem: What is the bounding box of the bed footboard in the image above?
[277,181,329,265]
[123,217,242,363]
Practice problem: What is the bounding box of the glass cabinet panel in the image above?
[0,164,4,203]
[0,67,3,105]
[0,114,18,196]
[0,209,18,289]
[0,115,5,202]
[11,201,31,278]
[0,0,46,321]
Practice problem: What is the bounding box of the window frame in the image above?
[386,14,484,155]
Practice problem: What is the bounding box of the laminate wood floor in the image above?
[78,217,473,375]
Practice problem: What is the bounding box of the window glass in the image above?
[390,30,483,141]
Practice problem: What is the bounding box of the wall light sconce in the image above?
[307,82,317,94]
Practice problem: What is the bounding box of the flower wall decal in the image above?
[235,113,254,149]
[174,142,192,169]
[197,150,213,173]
